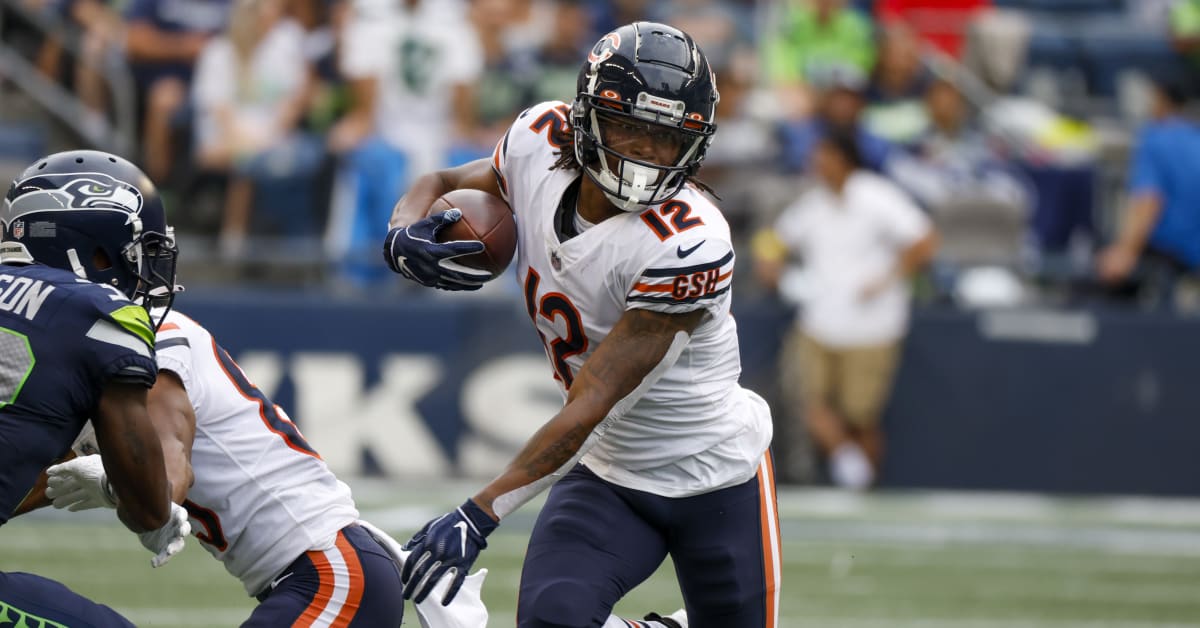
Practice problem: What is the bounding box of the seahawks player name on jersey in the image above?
[152,310,360,596]
[0,262,157,525]
[491,100,773,498]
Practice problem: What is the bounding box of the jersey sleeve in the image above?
[79,290,158,389]
[625,237,735,316]
[152,313,199,394]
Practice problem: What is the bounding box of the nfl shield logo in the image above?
[12,221,24,239]
[550,251,562,271]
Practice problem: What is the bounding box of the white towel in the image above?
[356,519,490,628]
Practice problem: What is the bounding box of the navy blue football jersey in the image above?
[0,263,157,525]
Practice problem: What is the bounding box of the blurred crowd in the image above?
[2,0,1199,310]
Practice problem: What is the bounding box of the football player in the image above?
[383,22,781,628]
[0,150,191,627]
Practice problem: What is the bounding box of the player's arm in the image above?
[401,307,705,605]
[387,157,503,229]
[147,370,196,505]
[382,158,501,290]
[92,382,172,533]
[476,306,705,516]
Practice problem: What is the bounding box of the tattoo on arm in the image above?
[522,421,591,479]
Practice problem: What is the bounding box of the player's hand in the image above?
[383,209,491,291]
[401,498,498,605]
[137,502,191,568]
[46,454,117,511]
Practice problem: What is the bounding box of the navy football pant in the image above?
[517,457,782,628]
[244,524,403,627]
[0,571,135,627]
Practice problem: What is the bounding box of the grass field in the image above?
[4,480,1200,627]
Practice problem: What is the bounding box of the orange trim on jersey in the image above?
[209,338,321,460]
[295,548,336,626]
[631,282,674,293]
[331,532,365,626]
[758,453,781,628]
[157,322,180,332]
[630,270,733,294]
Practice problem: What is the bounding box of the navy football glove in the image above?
[401,498,498,605]
[382,209,492,291]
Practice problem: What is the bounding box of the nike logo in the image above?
[677,241,705,258]
[454,521,469,556]
[270,572,293,590]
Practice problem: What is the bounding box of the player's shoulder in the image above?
[630,186,733,255]
[156,309,213,344]
[503,100,573,159]
[622,187,735,280]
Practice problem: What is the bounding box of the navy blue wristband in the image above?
[460,499,499,538]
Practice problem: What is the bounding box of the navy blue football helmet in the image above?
[572,22,719,210]
[2,150,178,310]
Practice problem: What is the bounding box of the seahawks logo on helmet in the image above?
[7,172,144,220]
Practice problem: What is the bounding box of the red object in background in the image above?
[876,0,991,57]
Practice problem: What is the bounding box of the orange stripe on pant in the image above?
[295,547,336,627]
[293,531,365,627]
[758,453,782,628]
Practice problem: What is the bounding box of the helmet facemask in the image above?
[124,225,179,321]
[573,93,715,211]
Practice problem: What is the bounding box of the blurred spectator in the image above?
[863,22,933,147]
[658,0,742,68]
[509,0,594,105]
[703,48,779,238]
[328,0,482,287]
[1170,0,1200,75]
[124,0,232,183]
[777,64,894,173]
[763,0,876,120]
[589,0,654,37]
[191,0,319,256]
[61,0,127,133]
[1096,79,1200,305]
[464,0,526,161]
[755,128,938,489]
[875,0,990,58]
[887,78,1027,212]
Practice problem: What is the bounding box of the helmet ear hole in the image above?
[93,247,112,271]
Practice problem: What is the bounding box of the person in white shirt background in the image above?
[756,126,939,490]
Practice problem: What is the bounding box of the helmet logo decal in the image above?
[61,175,143,213]
[11,221,23,239]
[587,31,621,65]
[8,173,143,219]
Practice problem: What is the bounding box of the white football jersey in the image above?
[155,310,359,596]
[492,101,773,497]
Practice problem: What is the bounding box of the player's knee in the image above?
[517,579,604,628]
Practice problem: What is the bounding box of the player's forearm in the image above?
[473,396,606,519]
[388,171,456,229]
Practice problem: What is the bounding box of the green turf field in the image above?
[4,481,1200,627]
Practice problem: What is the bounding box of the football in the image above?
[427,189,517,279]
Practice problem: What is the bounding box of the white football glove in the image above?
[138,502,191,568]
[46,454,117,511]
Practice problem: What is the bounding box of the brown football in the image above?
[427,189,517,279]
